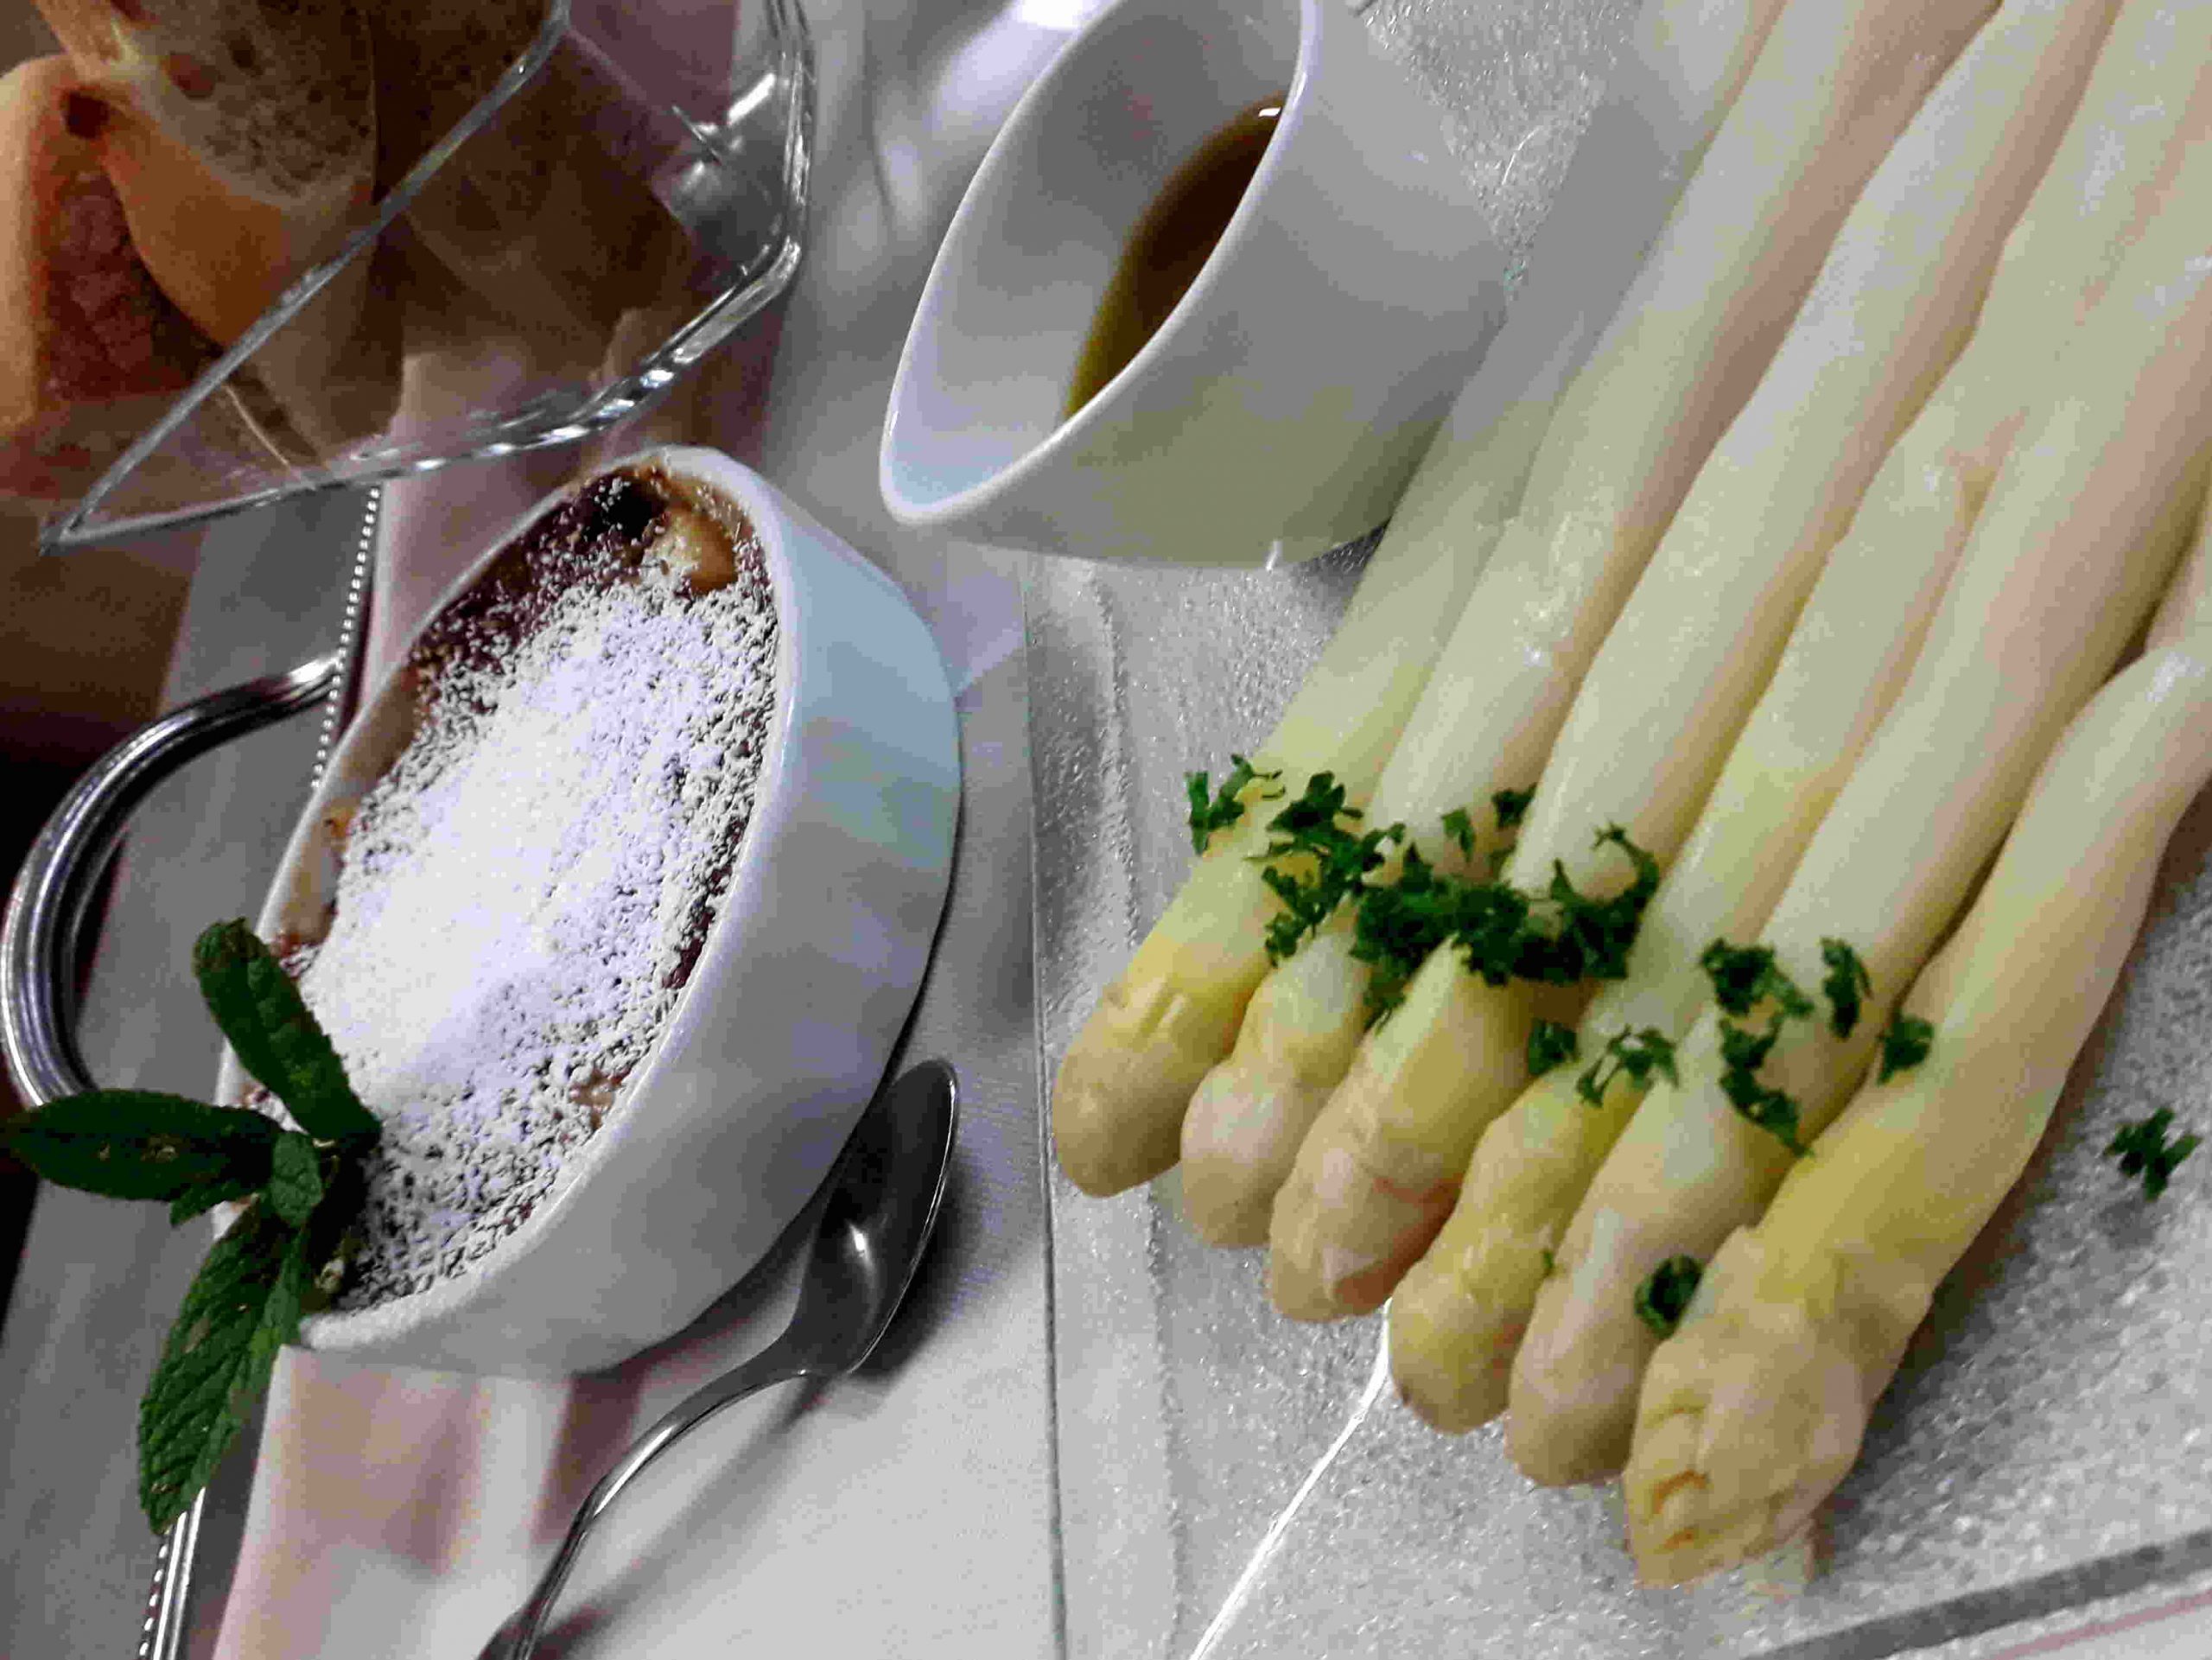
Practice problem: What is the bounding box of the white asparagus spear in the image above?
[1179,0,2003,1243]
[1503,1,2212,1478]
[1268,0,2113,1321]
[1625,615,2212,1583]
[1051,0,1790,1197]
[1506,164,2212,1483]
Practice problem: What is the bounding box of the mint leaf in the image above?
[3,1091,276,1202]
[193,922,378,1143]
[169,1176,264,1227]
[137,1205,309,1533]
[1491,787,1535,831]
[266,1132,324,1228]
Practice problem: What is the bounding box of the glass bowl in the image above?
[35,0,812,550]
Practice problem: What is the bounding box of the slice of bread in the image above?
[32,0,376,345]
[0,56,211,505]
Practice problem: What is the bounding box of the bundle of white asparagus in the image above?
[1183,0,2005,1249]
[1050,0,2212,1587]
[1270,0,2116,1322]
[1057,0,1807,1197]
[1408,0,2212,1457]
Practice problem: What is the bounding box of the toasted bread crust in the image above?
[0,57,209,502]
[34,0,375,342]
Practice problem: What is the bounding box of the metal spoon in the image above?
[480,1059,960,1659]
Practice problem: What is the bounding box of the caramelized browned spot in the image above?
[163,54,218,99]
[1649,1470,1709,1512]
[61,90,111,141]
[648,504,738,593]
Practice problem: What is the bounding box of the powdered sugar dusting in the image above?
[292,470,779,1308]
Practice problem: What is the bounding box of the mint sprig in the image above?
[266,1132,327,1228]
[194,921,378,1143]
[137,1205,312,1535]
[0,1091,277,1201]
[2,920,379,1533]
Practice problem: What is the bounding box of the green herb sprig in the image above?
[2,922,378,1533]
[1877,1010,1935,1083]
[1253,773,1405,964]
[1491,787,1535,832]
[1820,939,1872,1038]
[1527,1020,1580,1077]
[1635,1255,1704,1338]
[2105,1108,2200,1200]
[1441,807,1478,862]
[1349,823,1660,1023]
[1577,1026,1678,1106]
[1185,754,1283,854]
[1697,940,1813,1021]
[1700,939,1815,1155]
[1349,843,1470,1017]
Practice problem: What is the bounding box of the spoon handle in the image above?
[494,1332,818,1658]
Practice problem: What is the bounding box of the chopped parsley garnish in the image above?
[2104,1108,2199,1200]
[1441,806,1478,862]
[1254,773,1403,964]
[1528,1020,1580,1077]
[1185,754,1283,854]
[1701,938,1818,1155]
[1350,823,1662,1023]
[1698,939,1812,1020]
[1512,826,1662,984]
[1351,844,1463,1019]
[1491,787,1535,832]
[1577,1026,1678,1106]
[1717,1011,1783,1080]
[1719,1065,1808,1155]
[1819,938,1872,1037]
[1635,1255,1704,1338]
[1877,1010,1935,1083]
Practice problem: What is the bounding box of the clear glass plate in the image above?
[1028,1,2212,1654]
[37,0,811,550]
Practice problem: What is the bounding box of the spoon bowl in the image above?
[480,1059,959,1660]
[786,1057,960,1373]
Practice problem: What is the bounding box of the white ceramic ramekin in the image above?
[220,447,959,1376]
[879,0,1501,566]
